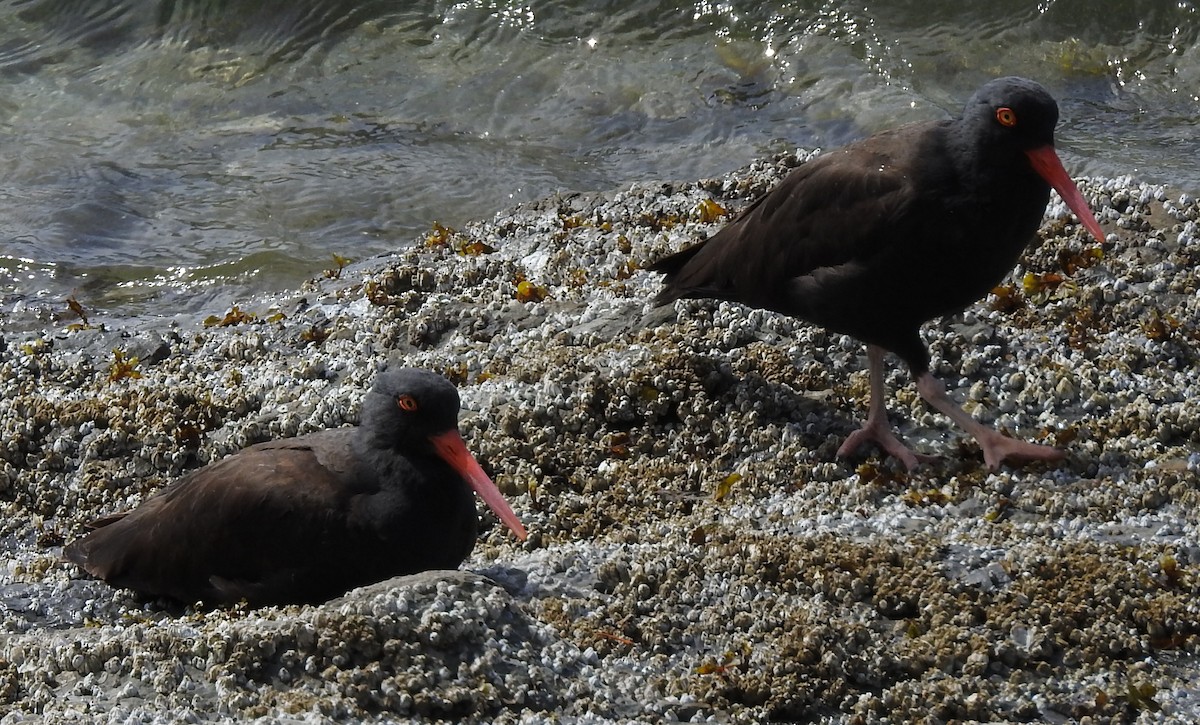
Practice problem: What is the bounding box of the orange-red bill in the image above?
[430,430,528,540]
[1024,145,1105,244]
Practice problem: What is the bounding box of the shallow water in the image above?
[2,0,1197,323]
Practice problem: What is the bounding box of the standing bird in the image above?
[65,368,527,606]
[649,77,1105,470]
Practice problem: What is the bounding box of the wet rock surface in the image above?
[2,152,1199,723]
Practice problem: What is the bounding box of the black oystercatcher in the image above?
[650,77,1105,470]
[64,368,527,606]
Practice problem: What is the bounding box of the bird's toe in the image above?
[837,425,937,472]
[979,432,1067,470]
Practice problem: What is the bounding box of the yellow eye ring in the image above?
[996,107,1018,127]
[397,395,419,412]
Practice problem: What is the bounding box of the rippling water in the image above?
[2,0,1197,323]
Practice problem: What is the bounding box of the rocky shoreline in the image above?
[2,152,1199,723]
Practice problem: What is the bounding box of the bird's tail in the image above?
[645,243,706,306]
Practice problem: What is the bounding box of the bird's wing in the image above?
[65,432,364,604]
[651,125,939,310]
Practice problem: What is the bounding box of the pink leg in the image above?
[915,372,1065,470]
[837,345,937,471]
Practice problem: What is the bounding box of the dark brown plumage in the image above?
[650,77,1105,470]
[64,368,526,606]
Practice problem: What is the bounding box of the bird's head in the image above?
[362,368,527,540]
[362,368,463,449]
[965,76,1060,152]
[962,76,1105,244]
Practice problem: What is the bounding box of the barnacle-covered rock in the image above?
[2,157,1199,722]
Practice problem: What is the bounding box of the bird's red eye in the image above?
[995,107,1017,127]
[397,395,419,412]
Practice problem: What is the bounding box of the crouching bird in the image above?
[649,77,1104,470]
[65,368,527,606]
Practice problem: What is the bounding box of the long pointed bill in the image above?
[430,430,527,540]
[1025,145,1105,244]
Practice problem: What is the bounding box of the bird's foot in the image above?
[837,423,938,472]
[976,429,1066,471]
